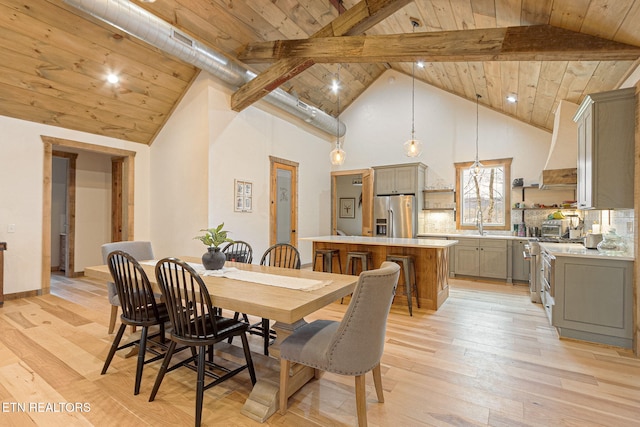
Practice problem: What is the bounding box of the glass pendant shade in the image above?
[470,158,483,176]
[403,138,422,157]
[330,143,345,165]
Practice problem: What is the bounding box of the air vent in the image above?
[171,29,194,47]
[297,100,309,110]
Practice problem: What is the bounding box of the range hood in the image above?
[539,100,579,189]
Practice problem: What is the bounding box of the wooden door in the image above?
[361,169,373,236]
[270,157,298,247]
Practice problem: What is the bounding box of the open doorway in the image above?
[331,169,373,236]
[41,136,136,289]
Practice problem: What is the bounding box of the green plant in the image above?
[194,223,234,248]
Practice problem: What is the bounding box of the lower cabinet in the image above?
[552,256,633,348]
[453,238,507,280]
[511,239,530,282]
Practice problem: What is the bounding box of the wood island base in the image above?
[310,238,453,311]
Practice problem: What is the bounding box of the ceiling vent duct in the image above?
[64,0,345,138]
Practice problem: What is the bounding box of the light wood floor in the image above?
[0,275,639,426]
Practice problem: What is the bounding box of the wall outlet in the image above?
[7,224,16,233]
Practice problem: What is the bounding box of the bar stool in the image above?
[313,249,342,273]
[341,251,373,304]
[386,254,419,316]
[345,251,373,275]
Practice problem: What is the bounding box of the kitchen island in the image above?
[301,236,458,311]
[539,242,634,348]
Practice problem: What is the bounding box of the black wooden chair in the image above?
[222,240,253,264]
[100,241,154,334]
[150,258,256,427]
[250,243,302,355]
[222,241,253,338]
[260,243,301,269]
[101,250,169,395]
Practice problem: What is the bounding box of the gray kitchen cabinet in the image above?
[552,256,633,348]
[453,238,507,280]
[511,239,530,282]
[574,87,635,210]
[373,163,426,196]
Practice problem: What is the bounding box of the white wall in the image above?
[0,116,151,295]
[150,72,333,265]
[337,70,552,187]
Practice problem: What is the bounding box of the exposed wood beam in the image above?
[230,0,413,112]
[238,25,640,63]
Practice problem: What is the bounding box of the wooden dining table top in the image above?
[84,256,357,324]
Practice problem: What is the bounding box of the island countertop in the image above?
[539,242,634,261]
[300,235,458,249]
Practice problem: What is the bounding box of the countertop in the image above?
[417,232,528,241]
[539,242,635,261]
[301,235,458,249]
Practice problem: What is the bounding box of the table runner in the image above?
[140,261,330,291]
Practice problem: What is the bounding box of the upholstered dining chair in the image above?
[253,243,302,355]
[101,250,169,395]
[101,241,154,334]
[279,261,400,427]
[150,258,256,427]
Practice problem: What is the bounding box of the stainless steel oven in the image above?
[540,248,555,323]
[523,241,541,303]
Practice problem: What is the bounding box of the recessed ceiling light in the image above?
[107,74,119,84]
[506,94,517,103]
[331,78,340,93]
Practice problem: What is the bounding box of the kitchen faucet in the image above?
[477,210,484,236]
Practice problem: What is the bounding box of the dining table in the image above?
[84,256,357,423]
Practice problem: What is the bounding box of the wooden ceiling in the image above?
[1,0,639,145]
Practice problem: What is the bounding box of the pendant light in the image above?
[403,18,422,157]
[330,65,346,165]
[470,93,483,176]
[329,2,346,165]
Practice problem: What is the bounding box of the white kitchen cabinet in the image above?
[452,238,507,280]
[552,256,633,348]
[373,163,426,196]
[574,87,635,210]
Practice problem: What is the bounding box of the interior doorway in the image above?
[41,136,136,289]
[269,156,298,247]
[331,169,373,236]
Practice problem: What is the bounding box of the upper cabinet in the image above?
[373,163,426,196]
[573,88,635,210]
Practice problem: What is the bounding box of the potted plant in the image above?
[195,223,234,270]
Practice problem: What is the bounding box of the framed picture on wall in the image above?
[235,179,253,212]
[339,198,356,218]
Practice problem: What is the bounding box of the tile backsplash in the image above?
[420,208,635,255]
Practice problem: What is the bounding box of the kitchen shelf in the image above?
[423,189,456,211]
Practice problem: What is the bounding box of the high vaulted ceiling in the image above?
[2,0,639,145]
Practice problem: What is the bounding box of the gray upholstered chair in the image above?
[279,261,400,427]
[101,241,154,334]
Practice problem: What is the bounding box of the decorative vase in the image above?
[202,246,226,270]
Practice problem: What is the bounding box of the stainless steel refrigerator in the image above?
[373,195,415,238]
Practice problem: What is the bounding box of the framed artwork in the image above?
[234,179,253,213]
[339,198,356,218]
